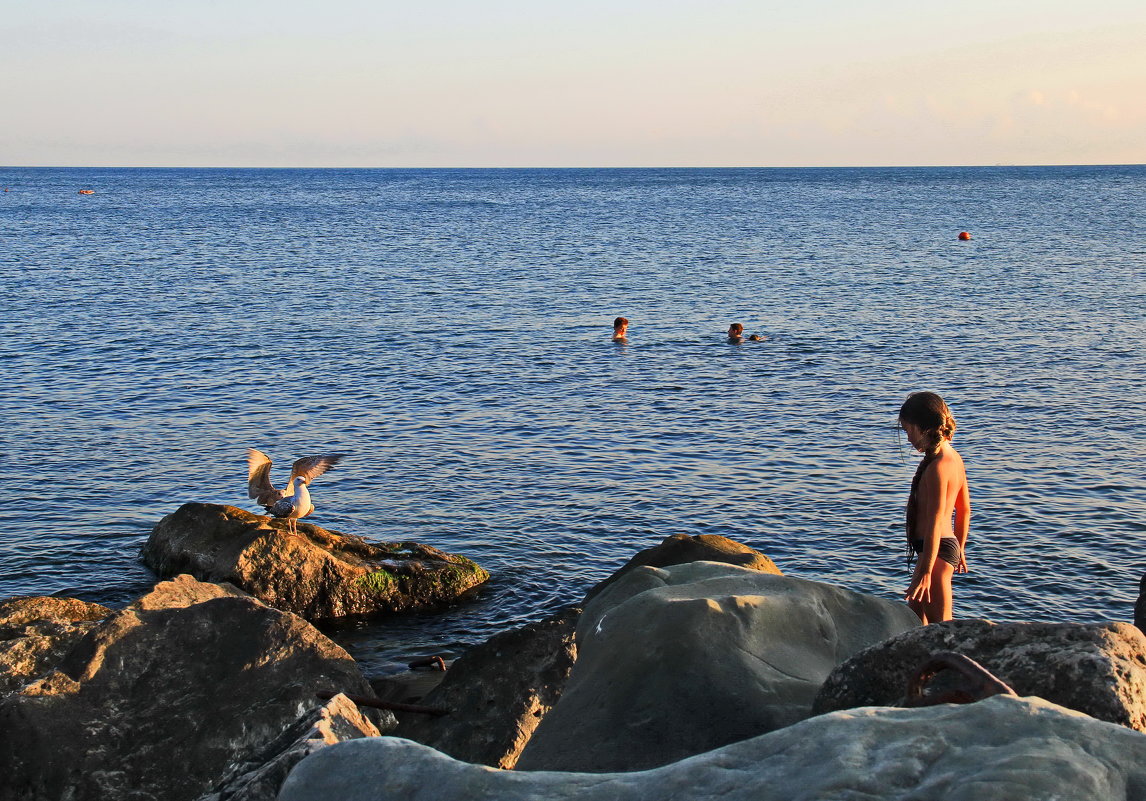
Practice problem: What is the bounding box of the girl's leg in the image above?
[924,560,955,623]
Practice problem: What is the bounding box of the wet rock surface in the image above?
[813,618,1146,732]
[141,502,490,620]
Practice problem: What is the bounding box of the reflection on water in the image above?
[1,166,1144,676]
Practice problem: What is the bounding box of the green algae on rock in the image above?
[141,503,490,621]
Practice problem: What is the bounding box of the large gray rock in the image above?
[813,618,1146,732]
[141,502,489,620]
[0,596,112,696]
[392,605,580,768]
[515,561,920,772]
[0,575,385,801]
[583,533,781,603]
[278,695,1146,801]
[198,692,380,801]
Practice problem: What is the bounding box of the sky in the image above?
[3,0,1145,167]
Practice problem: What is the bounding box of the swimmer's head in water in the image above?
[898,391,956,455]
[613,317,629,331]
[728,323,744,337]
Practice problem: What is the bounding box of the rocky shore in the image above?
[2,514,1145,801]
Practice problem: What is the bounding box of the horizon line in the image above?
[3,162,1145,171]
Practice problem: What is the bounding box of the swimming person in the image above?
[612,316,629,341]
[899,391,971,624]
[727,323,744,342]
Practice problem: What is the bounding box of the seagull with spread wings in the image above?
[246,449,344,536]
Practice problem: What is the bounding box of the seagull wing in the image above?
[247,449,277,502]
[289,454,344,485]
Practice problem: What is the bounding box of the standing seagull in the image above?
[246,449,344,536]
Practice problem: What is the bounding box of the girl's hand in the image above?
[906,573,931,603]
[956,554,968,574]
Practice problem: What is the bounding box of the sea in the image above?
[1,165,1143,676]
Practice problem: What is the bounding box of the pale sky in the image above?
[3,0,1144,167]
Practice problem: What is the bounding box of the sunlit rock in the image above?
[0,596,112,696]
[583,532,781,603]
[0,575,385,801]
[813,618,1146,731]
[141,502,489,620]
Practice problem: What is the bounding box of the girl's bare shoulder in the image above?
[934,444,967,476]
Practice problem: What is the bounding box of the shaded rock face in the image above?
[392,605,581,769]
[0,596,112,696]
[0,576,381,801]
[813,618,1146,732]
[141,502,489,621]
[583,533,781,603]
[515,561,921,773]
[198,693,381,801]
[279,696,1146,801]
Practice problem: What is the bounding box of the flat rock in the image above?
[0,576,387,801]
[813,618,1146,732]
[583,533,781,603]
[141,502,490,620]
[392,605,580,768]
[515,561,920,773]
[0,596,112,696]
[278,695,1146,801]
[198,692,381,801]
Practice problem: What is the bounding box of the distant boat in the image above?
[78,189,95,195]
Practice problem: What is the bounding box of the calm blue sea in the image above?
[1,166,1143,675]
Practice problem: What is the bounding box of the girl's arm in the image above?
[905,466,949,603]
[954,480,971,573]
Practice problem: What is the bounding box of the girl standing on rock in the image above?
[899,391,971,624]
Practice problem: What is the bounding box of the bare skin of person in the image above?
[900,392,971,624]
[612,317,629,341]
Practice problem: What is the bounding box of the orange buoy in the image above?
[78,189,95,195]
[958,231,971,241]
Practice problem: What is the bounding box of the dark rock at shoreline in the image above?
[141,503,490,621]
[515,561,920,773]
[392,605,581,769]
[198,692,381,801]
[0,596,113,696]
[583,533,781,603]
[0,575,386,801]
[813,619,1146,731]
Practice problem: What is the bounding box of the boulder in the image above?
[0,596,112,696]
[515,561,920,772]
[0,575,390,801]
[278,696,1146,801]
[583,533,781,603]
[813,618,1146,732]
[392,605,580,768]
[198,692,380,801]
[141,503,489,620]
